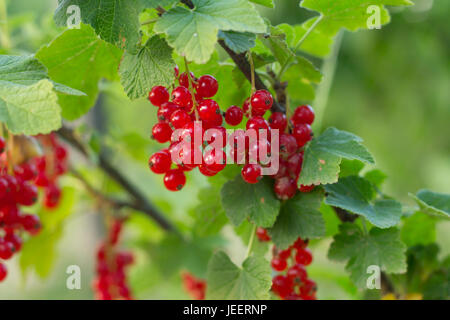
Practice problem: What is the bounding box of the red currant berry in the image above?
[44,184,62,209]
[163,169,186,191]
[205,126,227,147]
[278,248,292,260]
[271,275,293,298]
[268,112,287,132]
[179,72,196,88]
[157,102,179,122]
[271,258,288,271]
[287,152,303,178]
[241,164,262,184]
[149,150,172,174]
[198,164,218,177]
[292,124,312,147]
[14,163,37,181]
[0,240,14,260]
[274,177,297,200]
[203,149,226,173]
[203,112,223,129]
[225,105,244,126]
[243,98,265,118]
[246,116,269,133]
[149,86,170,107]
[21,214,42,235]
[287,264,308,282]
[250,90,273,113]
[6,233,23,252]
[151,122,172,143]
[293,238,307,250]
[291,105,315,125]
[0,263,7,282]
[299,184,315,193]
[196,75,218,98]
[295,248,313,266]
[198,99,220,121]
[300,279,317,296]
[256,227,271,242]
[174,65,180,78]
[172,86,192,108]
[170,109,191,129]
[0,137,5,154]
[279,133,298,157]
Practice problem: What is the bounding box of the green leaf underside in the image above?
[54,0,142,53]
[154,0,266,63]
[298,0,413,57]
[36,24,122,120]
[329,223,407,287]
[119,35,175,100]
[221,176,280,228]
[0,80,61,135]
[269,189,325,250]
[412,189,450,219]
[206,251,271,299]
[218,31,256,53]
[325,176,402,228]
[298,127,374,186]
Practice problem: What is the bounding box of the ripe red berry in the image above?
[44,184,62,209]
[246,116,269,133]
[172,86,192,108]
[299,184,315,193]
[225,105,244,126]
[293,238,307,250]
[179,71,196,88]
[300,278,317,296]
[279,133,298,157]
[196,75,218,98]
[287,264,308,282]
[203,149,226,173]
[243,98,265,118]
[205,126,227,147]
[21,214,42,235]
[271,258,288,271]
[274,177,297,200]
[292,105,315,125]
[170,109,191,129]
[241,163,262,184]
[163,169,186,191]
[287,152,303,178]
[5,233,22,252]
[157,102,179,122]
[250,90,273,113]
[149,150,172,174]
[149,86,170,107]
[271,275,293,298]
[256,227,271,242]
[268,112,287,132]
[0,263,7,282]
[198,99,220,121]
[278,248,292,260]
[295,248,313,266]
[0,240,14,260]
[198,164,218,177]
[0,137,5,154]
[292,124,312,147]
[151,122,172,143]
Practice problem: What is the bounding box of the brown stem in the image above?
[57,126,179,234]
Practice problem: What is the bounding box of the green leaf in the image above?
[298,0,413,57]
[298,127,375,186]
[324,176,402,228]
[401,212,436,247]
[329,223,407,287]
[259,26,293,66]
[283,55,322,102]
[411,189,450,219]
[221,175,280,228]
[364,169,387,188]
[206,251,271,299]
[119,35,175,100]
[36,24,122,120]
[269,189,325,250]
[249,0,274,8]
[54,0,142,52]
[0,80,61,135]
[154,0,266,63]
[339,159,365,178]
[218,31,256,53]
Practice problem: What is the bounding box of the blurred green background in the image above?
[0,0,448,300]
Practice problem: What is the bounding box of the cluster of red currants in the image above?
[0,136,43,283]
[181,271,206,300]
[148,69,228,191]
[256,228,317,300]
[270,105,315,200]
[34,133,67,209]
[93,219,134,300]
[271,238,317,300]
